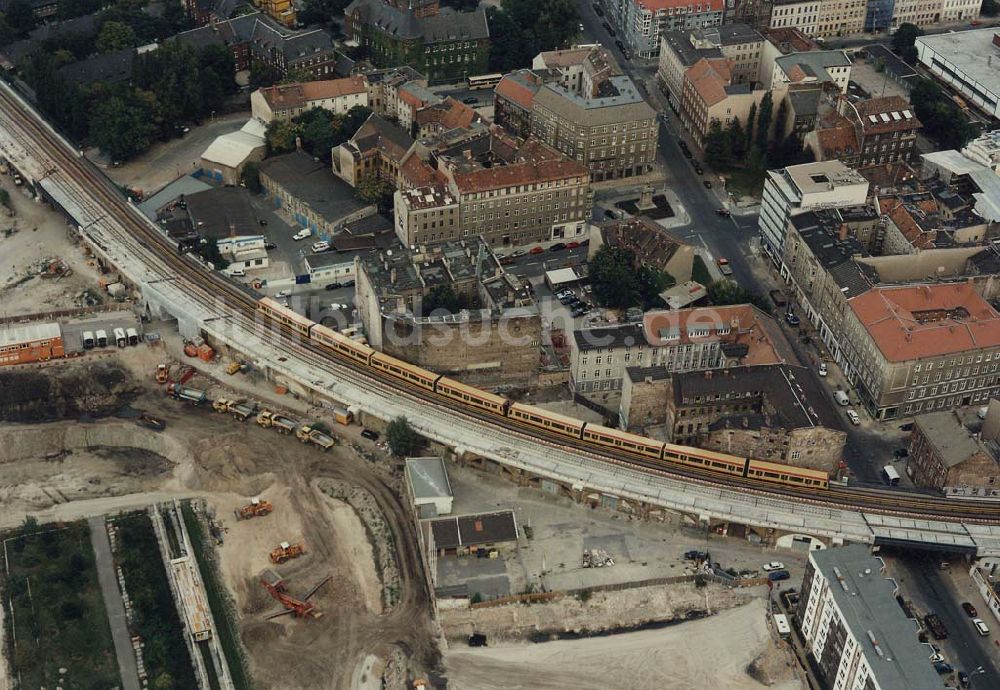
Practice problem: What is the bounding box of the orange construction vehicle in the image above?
[235,497,273,520]
[156,364,168,384]
[270,541,306,564]
[261,571,331,620]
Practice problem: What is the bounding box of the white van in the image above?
[293,228,312,241]
[228,266,246,277]
[834,390,850,406]
[126,327,139,346]
[82,331,95,349]
[974,618,990,636]
[95,329,108,347]
[113,327,127,347]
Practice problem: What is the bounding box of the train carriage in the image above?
[508,402,586,439]
[435,377,509,416]
[582,424,665,461]
[745,458,829,489]
[370,351,441,391]
[663,443,747,477]
[257,297,314,337]
[311,323,374,365]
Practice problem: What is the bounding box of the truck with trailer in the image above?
[257,410,297,434]
[167,382,208,405]
[296,424,335,451]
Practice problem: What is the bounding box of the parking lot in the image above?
[61,312,142,354]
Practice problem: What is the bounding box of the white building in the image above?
[798,545,942,690]
[199,119,267,186]
[962,129,1000,173]
[770,51,852,94]
[250,76,369,123]
[768,0,820,36]
[610,0,725,58]
[217,236,269,274]
[915,28,1000,120]
[759,160,869,261]
[405,457,454,517]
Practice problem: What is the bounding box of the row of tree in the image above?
[265,105,372,162]
[1,1,192,48]
[588,245,674,310]
[23,41,236,161]
[909,76,979,150]
[701,92,813,193]
[487,0,580,73]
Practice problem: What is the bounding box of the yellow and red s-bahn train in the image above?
[258,298,829,491]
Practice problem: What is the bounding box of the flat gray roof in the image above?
[810,545,942,690]
[916,28,1000,96]
[406,456,453,499]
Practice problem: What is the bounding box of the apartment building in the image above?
[806,95,922,167]
[797,545,941,690]
[657,23,765,104]
[842,282,1000,420]
[815,0,866,37]
[569,304,788,406]
[393,135,592,247]
[250,76,369,123]
[529,47,658,181]
[767,0,820,36]
[769,50,852,93]
[656,364,846,471]
[759,160,869,261]
[893,0,980,28]
[611,0,725,58]
[907,410,1000,491]
[679,57,769,148]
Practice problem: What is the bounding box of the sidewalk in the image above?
[88,516,141,690]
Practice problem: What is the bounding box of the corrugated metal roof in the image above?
[0,322,61,348]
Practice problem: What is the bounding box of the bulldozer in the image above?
[235,497,273,520]
[270,541,306,564]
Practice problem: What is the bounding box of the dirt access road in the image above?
[0,360,439,689]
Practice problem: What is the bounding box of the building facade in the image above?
[797,545,942,690]
[907,410,1000,491]
[658,24,765,104]
[806,95,921,167]
[815,0,866,36]
[759,160,869,261]
[0,322,64,366]
[679,56,768,148]
[842,283,1000,420]
[250,76,369,122]
[612,0,725,58]
[767,0,820,35]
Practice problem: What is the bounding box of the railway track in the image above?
[4,84,1000,526]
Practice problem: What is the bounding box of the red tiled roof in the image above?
[686,57,731,107]
[815,114,859,159]
[495,74,538,111]
[261,76,367,110]
[849,283,1000,362]
[453,159,588,193]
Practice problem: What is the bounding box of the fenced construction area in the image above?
[1,520,120,689]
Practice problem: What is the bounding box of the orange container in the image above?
[197,345,214,362]
[183,343,198,357]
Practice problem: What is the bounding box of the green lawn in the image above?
[2,521,119,690]
[724,167,766,199]
[114,513,197,690]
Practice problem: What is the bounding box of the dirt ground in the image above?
[0,359,439,690]
[443,600,804,690]
[0,173,109,315]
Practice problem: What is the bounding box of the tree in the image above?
[891,23,923,64]
[386,416,424,456]
[90,88,156,161]
[355,172,394,213]
[589,245,641,309]
[242,162,261,193]
[95,20,136,52]
[4,0,36,35]
[487,0,578,72]
[744,102,757,153]
[343,104,372,136]
[755,91,773,150]
[0,188,11,212]
[703,119,731,168]
[909,77,979,150]
[198,237,229,269]
[706,279,769,311]
[294,107,339,160]
[265,119,299,154]
[726,117,745,161]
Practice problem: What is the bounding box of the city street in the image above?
[886,552,1000,689]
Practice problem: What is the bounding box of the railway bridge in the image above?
[3,82,1000,563]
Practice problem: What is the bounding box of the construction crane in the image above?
[235,497,272,520]
[270,541,306,564]
[260,571,331,620]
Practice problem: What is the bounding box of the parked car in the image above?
[893,448,909,458]
[785,311,800,326]
[571,305,588,317]
[360,429,379,440]
[565,241,580,249]
[962,602,978,617]
[593,3,603,15]
[846,409,861,425]
[328,302,348,310]
[293,228,312,241]
[703,180,712,188]
[974,618,990,636]
[716,257,732,275]
[550,242,567,251]
[311,240,330,253]
[530,246,545,254]
[274,290,291,298]
[325,282,342,290]
[934,662,954,674]
[342,279,355,287]
[818,362,828,377]
[462,97,478,105]
[511,249,527,258]
[684,550,709,561]
[258,218,268,225]
[682,149,693,159]
[768,570,791,581]
[762,562,785,571]
[958,670,969,685]
[264,242,277,250]
[715,208,731,217]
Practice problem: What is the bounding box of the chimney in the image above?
[839,223,849,241]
